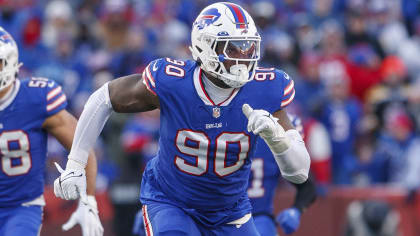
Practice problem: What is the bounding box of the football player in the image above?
[248,114,317,235]
[0,27,103,236]
[54,3,311,235]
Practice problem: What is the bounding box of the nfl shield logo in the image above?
[213,107,221,118]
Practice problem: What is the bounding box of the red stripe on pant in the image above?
[142,205,153,236]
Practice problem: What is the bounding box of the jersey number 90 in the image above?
[0,131,31,176]
[175,130,250,177]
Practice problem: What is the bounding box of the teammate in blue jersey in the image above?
[54,3,311,236]
[248,114,317,235]
[0,27,103,236]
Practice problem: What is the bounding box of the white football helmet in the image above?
[0,27,22,92]
[190,2,261,88]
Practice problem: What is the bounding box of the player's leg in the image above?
[142,202,201,236]
[212,215,261,236]
[253,214,277,236]
[2,205,43,236]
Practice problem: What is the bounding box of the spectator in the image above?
[344,200,400,236]
[365,55,409,133]
[368,107,420,191]
[318,61,362,184]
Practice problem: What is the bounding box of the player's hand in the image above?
[132,208,146,236]
[63,195,104,236]
[276,207,301,235]
[54,160,87,200]
[242,104,287,142]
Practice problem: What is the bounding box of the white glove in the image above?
[242,104,290,153]
[63,195,104,236]
[54,160,87,200]
[243,104,310,183]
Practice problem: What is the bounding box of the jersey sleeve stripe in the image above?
[47,94,67,111]
[145,65,156,88]
[283,80,294,96]
[47,86,62,101]
[281,89,295,107]
[142,77,157,96]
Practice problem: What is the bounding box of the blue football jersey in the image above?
[140,58,294,213]
[0,77,67,207]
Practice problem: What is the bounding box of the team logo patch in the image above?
[213,107,221,118]
[194,8,221,30]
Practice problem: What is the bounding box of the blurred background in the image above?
[2,0,420,235]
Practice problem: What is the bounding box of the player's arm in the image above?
[243,106,310,184]
[42,110,97,196]
[272,109,294,131]
[67,73,158,167]
[43,110,103,236]
[54,73,158,198]
[108,74,159,112]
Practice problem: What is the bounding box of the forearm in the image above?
[242,106,311,184]
[68,83,113,168]
[85,150,97,196]
[291,178,317,213]
[270,130,311,184]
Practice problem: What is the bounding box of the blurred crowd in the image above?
[2,0,420,234]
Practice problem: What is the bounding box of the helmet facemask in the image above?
[0,57,20,92]
[194,34,260,88]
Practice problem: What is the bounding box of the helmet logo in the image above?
[240,29,248,34]
[0,31,13,45]
[194,8,221,30]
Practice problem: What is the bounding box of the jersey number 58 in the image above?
[0,131,31,176]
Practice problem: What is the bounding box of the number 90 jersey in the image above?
[0,78,67,207]
[140,58,295,213]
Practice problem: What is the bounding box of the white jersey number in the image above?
[165,58,185,78]
[175,130,250,177]
[247,158,265,198]
[0,131,32,176]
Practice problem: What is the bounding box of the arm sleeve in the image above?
[273,129,311,184]
[67,83,113,166]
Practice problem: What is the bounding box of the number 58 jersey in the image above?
[0,78,67,207]
[140,58,295,214]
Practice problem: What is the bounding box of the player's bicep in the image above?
[273,109,294,131]
[42,110,77,150]
[108,74,159,113]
